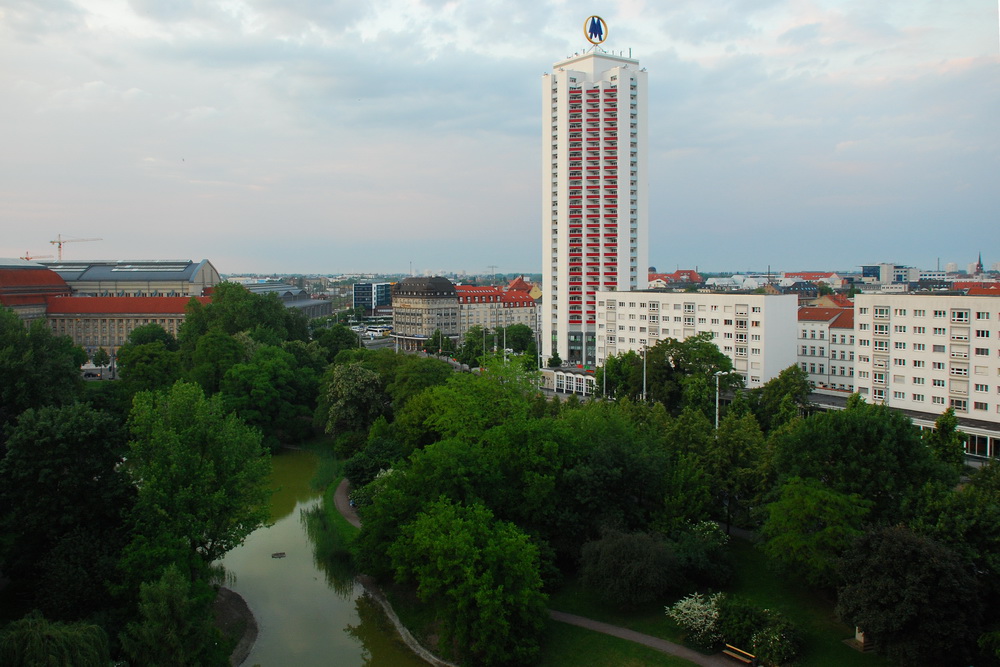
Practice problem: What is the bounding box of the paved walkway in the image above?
[336,479,726,667]
[550,611,730,666]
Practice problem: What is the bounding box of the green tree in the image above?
[313,323,360,361]
[769,399,941,522]
[837,525,982,665]
[117,340,180,393]
[122,381,271,585]
[388,498,547,666]
[320,362,389,448]
[922,407,966,476]
[760,477,871,587]
[0,404,134,599]
[0,308,84,432]
[703,412,765,531]
[0,611,110,667]
[188,326,245,394]
[126,322,179,350]
[119,564,228,667]
[91,346,111,368]
[644,333,738,416]
[498,323,534,352]
[220,344,310,450]
[750,364,812,433]
[422,328,455,355]
[547,350,562,368]
[580,530,680,608]
[384,355,453,411]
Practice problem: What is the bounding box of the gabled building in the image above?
[797,307,855,392]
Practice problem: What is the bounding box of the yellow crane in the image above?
[49,234,102,260]
[20,251,54,261]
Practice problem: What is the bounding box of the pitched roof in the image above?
[648,269,703,283]
[798,307,852,325]
[44,296,210,315]
[506,276,533,292]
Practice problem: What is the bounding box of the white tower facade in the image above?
[541,47,648,366]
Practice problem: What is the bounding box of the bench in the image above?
[722,644,756,666]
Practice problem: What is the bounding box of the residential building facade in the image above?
[390,277,459,351]
[797,307,855,391]
[456,286,537,336]
[541,39,648,367]
[595,291,797,388]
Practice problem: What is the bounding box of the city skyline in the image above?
[1,1,997,274]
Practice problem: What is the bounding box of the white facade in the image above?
[542,49,648,367]
[797,308,855,392]
[853,294,1000,426]
[594,291,797,389]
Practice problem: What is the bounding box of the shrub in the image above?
[665,592,724,649]
[752,615,803,667]
[581,530,680,608]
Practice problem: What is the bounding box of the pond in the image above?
[218,449,426,666]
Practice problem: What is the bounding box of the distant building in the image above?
[245,283,333,319]
[648,269,703,288]
[456,285,537,336]
[40,259,220,297]
[595,290,797,388]
[46,296,210,356]
[391,277,459,352]
[353,282,392,315]
[0,259,72,322]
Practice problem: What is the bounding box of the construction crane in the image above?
[49,234,102,260]
[20,251,54,261]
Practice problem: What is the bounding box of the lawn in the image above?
[538,621,695,667]
[547,536,892,667]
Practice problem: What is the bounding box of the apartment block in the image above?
[797,307,855,391]
[853,294,1000,425]
[595,291,797,388]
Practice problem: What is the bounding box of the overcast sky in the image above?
[1,1,997,275]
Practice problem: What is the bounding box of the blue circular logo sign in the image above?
[584,16,608,45]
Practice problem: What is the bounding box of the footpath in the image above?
[334,479,730,667]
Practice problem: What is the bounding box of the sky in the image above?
[1,1,998,276]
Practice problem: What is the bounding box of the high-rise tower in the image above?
[541,18,648,366]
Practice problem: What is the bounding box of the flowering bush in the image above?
[665,592,724,648]
[751,614,803,666]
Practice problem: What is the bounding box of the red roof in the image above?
[954,281,1000,290]
[45,296,210,315]
[785,272,839,282]
[649,269,703,283]
[0,266,69,289]
[505,276,533,292]
[826,293,854,307]
[966,286,1000,295]
[798,307,853,328]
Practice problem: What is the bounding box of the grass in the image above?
[538,621,694,667]
[547,537,892,667]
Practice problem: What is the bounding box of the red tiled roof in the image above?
[966,286,1000,295]
[830,310,854,329]
[0,267,69,289]
[827,294,854,307]
[798,307,852,323]
[649,269,703,283]
[44,296,210,315]
[954,281,1000,290]
[506,276,533,292]
[785,272,838,282]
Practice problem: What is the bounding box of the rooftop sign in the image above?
[584,16,608,45]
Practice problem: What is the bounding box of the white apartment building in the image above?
[594,291,797,389]
[853,294,1000,436]
[541,36,648,367]
[797,307,855,392]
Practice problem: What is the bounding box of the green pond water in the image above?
[218,449,426,666]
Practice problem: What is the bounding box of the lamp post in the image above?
[714,370,726,429]
[641,345,647,402]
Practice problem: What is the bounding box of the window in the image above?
[873,388,885,400]
[976,348,990,356]
[894,341,907,349]
[914,343,926,351]
[932,396,945,405]
[752,306,761,313]
[933,344,946,353]
[913,360,925,368]
[975,384,989,392]
[894,309,907,316]
[933,362,946,370]
[859,307,869,314]
[894,325,907,333]
[976,312,990,320]
[974,401,989,411]
[893,391,905,400]
[914,309,926,317]
[934,310,946,318]
[950,398,967,411]
[933,327,946,335]
[912,394,925,401]
[913,326,925,334]
[874,340,888,351]
[951,367,969,376]
[859,323,870,331]
[894,358,907,366]
[952,310,970,323]
[912,377,925,384]
[933,379,946,387]
[976,330,990,338]
[874,307,889,318]
[858,371,869,379]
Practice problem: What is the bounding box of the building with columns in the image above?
[541,18,648,367]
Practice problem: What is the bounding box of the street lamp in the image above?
[714,370,726,429]
[641,345,647,402]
